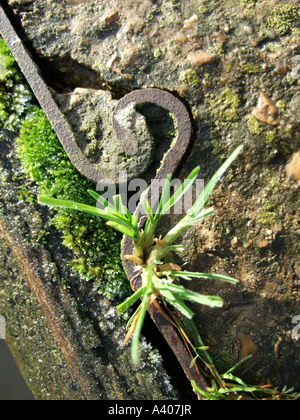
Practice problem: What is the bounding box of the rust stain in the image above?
[286,151,300,181]
[148,301,208,393]
[0,219,94,400]
[187,50,216,67]
[252,92,280,126]
[238,333,258,361]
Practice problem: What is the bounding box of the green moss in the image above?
[276,100,287,114]
[212,344,235,374]
[207,88,241,126]
[267,5,299,36]
[154,48,163,58]
[286,74,296,86]
[0,38,35,131]
[213,42,225,55]
[284,127,293,140]
[179,68,201,87]
[246,114,263,135]
[198,5,209,14]
[265,131,276,144]
[16,109,129,299]
[147,6,160,22]
[240,63,260,74]
[242,0,257,17]
[266,42,284,53]
[258,200,281,227]
[258,211,280,227]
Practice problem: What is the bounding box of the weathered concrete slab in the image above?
[1,0,300,395]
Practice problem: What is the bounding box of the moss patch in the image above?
[240,63,260,74]
[206,88,241,126]
[0,38,35,131]
[179,68,201,87]
[245,114,263,135]
[258,200,281,227]
[267,5,299,36]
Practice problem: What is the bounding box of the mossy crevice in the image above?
[16,108,130,300]
[0,38,36,131]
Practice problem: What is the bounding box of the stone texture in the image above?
[54,88,155,182]
[3,0,300,394]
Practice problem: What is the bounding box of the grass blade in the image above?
[183,317,215,366]
[89,190,135,229]
[122,309,141,347]
[161,147,243,246]
[125,303,142,330]
[222,373,247,386]
[161,207,214,246]
[116,287,146,314]
[106,221,137,239]
[224,355,253,375]
[39,195,134,232]
[39,195,111,219]
[88,189,115,211]
[160,289,195,319]
[162,282,224,308]
[131,262,153,365]
[181,207,215,228]
[157,281,223,308]
[171,299,195,319]
[172,271,238,284]
[182,291,223,308]
[161,166,200,216]
[142,198,154,223]
[131,290,148,365]
[154,174,172,221]
[191,145,243,215]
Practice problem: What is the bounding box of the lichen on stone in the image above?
[206,88,241,126]
[179,68,201,87]
[267,5,299,37]
[245,114,263,135]
[240,63,260,74]
[258,200,281,227]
